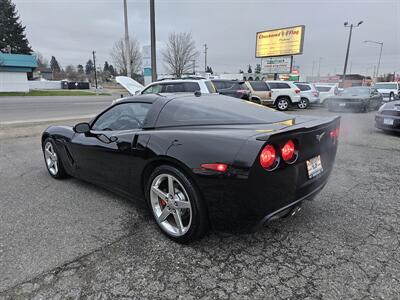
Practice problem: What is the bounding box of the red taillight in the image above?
[268,91,272,97]
[295,89,301,94]
[201,163,228,173]
[281,139,295,161]
[330,128,340,139]
[260,144,276,169]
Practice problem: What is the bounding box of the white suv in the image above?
[374,82,400,102]
[265,81,301,111]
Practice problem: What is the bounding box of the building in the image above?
[33,67,54,80]
[0,53,37,92]
[306,74,372,87]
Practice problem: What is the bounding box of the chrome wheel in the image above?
[298,98,308,109]
[277,99,289,110]
[150,174,192,237]
[44,142,58,176]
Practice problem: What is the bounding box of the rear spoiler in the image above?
[256,116,341,141]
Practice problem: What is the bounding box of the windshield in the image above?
[156,95,291,127]
[374,83,397,90]
[342,87,370,95]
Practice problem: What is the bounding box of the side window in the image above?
[250,81,269,91]
[162,83,184,93]
[296,84,311,91]
[92,103,152,131]
[278,83,290,89]
[268,82,278,89]
[142,84,162,94]
[183,82,200,92]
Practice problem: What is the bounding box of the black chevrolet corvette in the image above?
[42,93,340,243]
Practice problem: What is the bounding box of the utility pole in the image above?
[204,43,208,72]
[317,57,322,82]
[342,21,363,87]
[123,0,131,78]
[150,0,157,81]
[363,40,383,81]
[92,51,98,89]
[191,59,196,75]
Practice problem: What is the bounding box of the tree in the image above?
[33,52,48,68]
[247,64,253,74]
[255,64,261,74]
[85,59,94,75]
[110,37,142,77]
[0,0,32,54]
[162,32,198,78]
[239,69,244,74]
[77,64,84,74]
[65,64,79,81]
[50,56,61,73]
[206,66,213,74]
[108,64,116,76]
[103,61,110,73]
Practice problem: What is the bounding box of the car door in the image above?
[69,102,152,193]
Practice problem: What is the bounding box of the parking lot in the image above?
[0,104,399,299]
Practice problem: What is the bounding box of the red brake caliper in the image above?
[159,198,167,208]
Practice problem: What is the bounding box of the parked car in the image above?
[374,82,400,102]
[244,81,272,105]
[315,84,339,106]
[41,93,340,243]
[327,87,383,112]
[265,81,301,111]
[211,79,251,100]
[375,100,400,132]
[294,82,320,109]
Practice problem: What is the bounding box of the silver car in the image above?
[294,82,320,109]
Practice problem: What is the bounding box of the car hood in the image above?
[116,76,144,95]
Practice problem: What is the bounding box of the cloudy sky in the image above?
[13,0,400,77]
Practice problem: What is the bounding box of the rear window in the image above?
[156,95,290,127]
[205,81,216,93]
[295,84,311,91]
[212,81,247,91]
[212,81,226,90]
[249,81,270,91]
[268,82,290,89]
[316,86,332,92]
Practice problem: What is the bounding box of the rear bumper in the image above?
[375,114,400,131]
[329,101,365,111]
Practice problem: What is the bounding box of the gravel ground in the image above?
[0,107,399,299]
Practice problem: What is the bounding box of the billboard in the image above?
[261,56,291,74]
[256,25,305,58]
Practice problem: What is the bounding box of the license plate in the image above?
[383,118,394,125]
[306,155,323,179]
[339,103,346,107]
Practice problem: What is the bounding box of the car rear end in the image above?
[295,83,320,105]
[316,85,339,105]
[375,101,400,132]
[212,80,251,100]
[215,116,340,231]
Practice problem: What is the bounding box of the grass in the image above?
[0,90,111,97]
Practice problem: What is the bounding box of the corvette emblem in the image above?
[315,132,325,142]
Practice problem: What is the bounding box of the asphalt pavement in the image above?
[0,95,115,124]
[0,106,399,299]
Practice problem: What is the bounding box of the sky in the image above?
[13,0,400,78]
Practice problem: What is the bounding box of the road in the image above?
[0,95,115,124]
[0,107,399,299]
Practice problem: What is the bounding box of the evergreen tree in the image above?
[209,66,213,74]
[255,64,261,74]
[0,0,32,54]
[77,64,84,74]
[247,64,252,74]
[50,56,61,73]
[85,59,94,75]
[108,64,116,76]
[103,61,110,73]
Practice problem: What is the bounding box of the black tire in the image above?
[297,97,309,109]
[275,97,290,111]
[42,138,68,179]
[146,165,209,244]
[251,96,261,104]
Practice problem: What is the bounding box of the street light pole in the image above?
[123,0,131,78]
[150,0,157,82]
[363,40,383,80]
[92,51,98,89]
[204,44,208,72]
[342,21,363,87]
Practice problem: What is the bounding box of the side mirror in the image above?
[73,122,91,134]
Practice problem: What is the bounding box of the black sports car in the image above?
[375,100,400,132]
[42,93,340,243]
[327,86,383,112]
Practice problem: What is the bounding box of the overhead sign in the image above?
[256,25,305,58]
[262,57,291,74]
